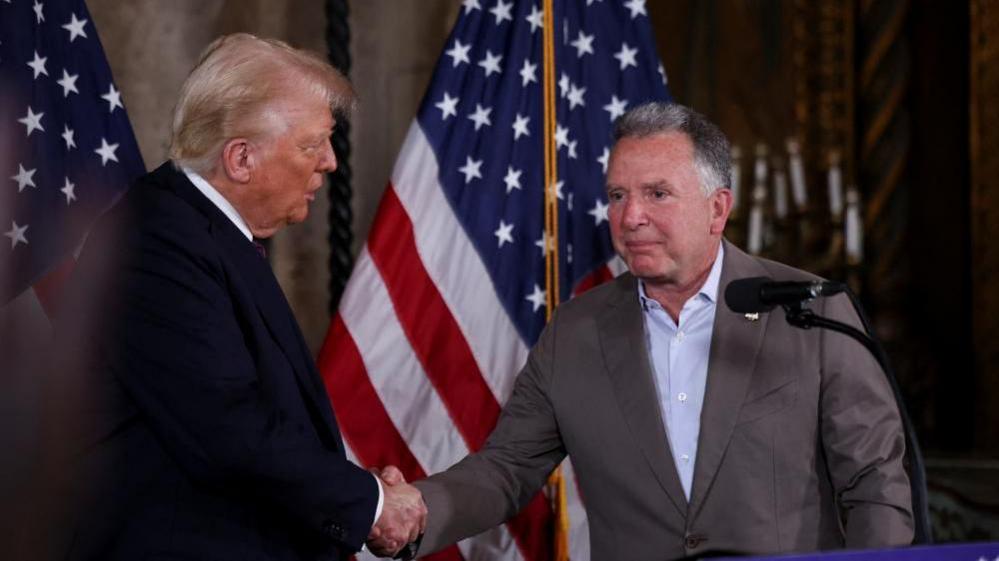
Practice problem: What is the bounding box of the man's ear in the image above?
[709,187,733,235]
[220,138,252,183]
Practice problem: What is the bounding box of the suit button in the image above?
[684,533,706,549]
[323,520,345,540]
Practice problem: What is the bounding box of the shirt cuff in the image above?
[372,473,385,528]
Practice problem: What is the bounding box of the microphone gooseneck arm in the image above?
[779,299,933,545]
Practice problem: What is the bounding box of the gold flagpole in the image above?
[542,0,569,559]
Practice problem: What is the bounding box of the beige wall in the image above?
[89,0,460,353]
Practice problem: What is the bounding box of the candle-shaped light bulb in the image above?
[747,184,767,255]
[754,143,769,189]
[786,137,808,209]
[772,156,788,220]
[845,186,863,264]
[730,145,742,213]
[827,150,844,220]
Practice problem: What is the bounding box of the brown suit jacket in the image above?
[415,241,913,560]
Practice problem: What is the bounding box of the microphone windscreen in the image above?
[724,276,773,313]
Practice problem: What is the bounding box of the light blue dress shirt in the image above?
[637,243,724,501]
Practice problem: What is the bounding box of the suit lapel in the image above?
[688,240,770,519]
[218,225,344,447]
[598,274,688,517]
[158,164,343,448]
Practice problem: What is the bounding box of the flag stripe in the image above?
[337,249,471,476]
[333,250,531,561]
[318,315,467,561]
[319,314,425,477]
[366,187,501,450]
[390,124,529,404]
[364,190,553,561]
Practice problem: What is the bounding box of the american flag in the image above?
[0,0,144,316]
[318,1,668,560]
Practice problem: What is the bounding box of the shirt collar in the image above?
[181,166,253,241]
[638,242,725,310]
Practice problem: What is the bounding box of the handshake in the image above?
[367,466,427,559]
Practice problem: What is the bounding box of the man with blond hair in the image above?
[60,34,424,560]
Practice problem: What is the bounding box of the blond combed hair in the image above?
[169,33,354,174]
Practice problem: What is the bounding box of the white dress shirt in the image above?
[638,242,724,500]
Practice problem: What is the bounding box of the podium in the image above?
[719,543,999,561]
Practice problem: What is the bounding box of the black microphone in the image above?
[724,276,847,313]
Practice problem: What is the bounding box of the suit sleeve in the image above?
[817,293,914,547]
[107,218,377,551]
[414,313,566,554]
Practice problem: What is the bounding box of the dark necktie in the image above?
[252,240,267,260]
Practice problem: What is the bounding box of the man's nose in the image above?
[621,198,647,229]
[319,137,337,173]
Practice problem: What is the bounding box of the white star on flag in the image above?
[625,0,647,18]
[555,124,570,149]
[445,39,471,67]
[62,13,88,42]
[503,165,522,193]
[571,30,595,58]
[435,92,459,120]
[458,155,483,183]
[588,199,609,225]
[494,220,514,247]
[558,73,571,98]
[519,59,537,87]
[62,124,76,149]
[101,83,124,113]
[467,103,493,130]
[11,164,37,192]
[478,50,503,77]
[18,106,45,136]
[535,233,553,256]
[462,0,481,13]
[4,221,29,249]
[32,0,44,23]
[95,137,120,165]
[614,42,639,70]
[57,69,80,97]
[525,5,543,32]
[511,113,530,140]
[567,84,587,110]
[597,147,610,173]
[604,94,628,121]
[27,50,48,79]
[489,0,513,25]
[550,179,565,200]
[61,177,77,204]
[525,283,546,312]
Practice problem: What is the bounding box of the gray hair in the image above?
[613,102,731,195]
[170,33,355,175]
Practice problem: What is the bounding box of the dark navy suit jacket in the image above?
[62,162,377,560]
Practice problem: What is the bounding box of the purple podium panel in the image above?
[718,543,999,561]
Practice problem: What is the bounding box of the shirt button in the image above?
[677,392,688,403]
[676,331,685,342]
[680,454,690,463]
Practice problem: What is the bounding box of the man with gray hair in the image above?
[59,34,424,560]
[380,102,912,560]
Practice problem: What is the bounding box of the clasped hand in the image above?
[367,466,426,558]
